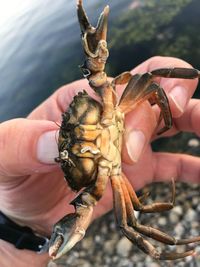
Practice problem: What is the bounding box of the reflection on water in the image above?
[0,0,131,121]
[0,0,200,121]
[0,0,82,120]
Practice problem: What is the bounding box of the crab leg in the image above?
[121,176,200,245]
[122,173,175,213]
[119,74,172,134]
[124,174,200,244]
[49,165,109,259]
[111,175,161,258]
[119,68,200,110]
[151,67,200,79]
[147,83,173,134]
[111,71,133,88]
[111,175,197,260]
[113,67,200,89]
[118,67,200,134]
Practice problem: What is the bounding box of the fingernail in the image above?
[37,131,59,164]
[169,86,188,113]
[126,130,146,162]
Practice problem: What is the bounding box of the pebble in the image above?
[81,237,93,250]
[104,239,116,255]
[48,262,57,267]
[94,235,101,243]
[187,138,200,147]
[172,205,183,216]
[117,258,133,267]
[185,209,197,222]
[158,216,167,226]
[192,196,199,206]
[169,210,180,224]
[75,259,91,267]
[174,222,185,237]
[116,237,132,257]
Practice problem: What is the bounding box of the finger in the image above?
[153,152,200,184]
[131,56,198,118]
[174,98,200,135]
[0,119,59,177]
[28,79,95,122]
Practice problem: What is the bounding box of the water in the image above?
[0,0,131,121]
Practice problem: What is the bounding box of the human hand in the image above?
[0,56,199,266]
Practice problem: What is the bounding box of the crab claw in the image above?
[77,0,109,55]
[48,207,93,259]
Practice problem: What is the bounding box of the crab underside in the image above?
[47,0,200,261]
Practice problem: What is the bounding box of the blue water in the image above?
[0,0,131,121]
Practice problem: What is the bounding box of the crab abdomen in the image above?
[58,91,102,191]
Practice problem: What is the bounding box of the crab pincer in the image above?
[49,206,93,259]
[77,0,109,54]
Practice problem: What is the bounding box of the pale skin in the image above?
[0,56,200,267]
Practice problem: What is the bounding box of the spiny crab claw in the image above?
[49,207,93,259]
[77,0,109,56]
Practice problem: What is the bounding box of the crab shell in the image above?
[58,91,102,191]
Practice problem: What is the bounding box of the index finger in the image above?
[28,79,94,121]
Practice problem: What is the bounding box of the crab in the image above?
[48,0,200,260]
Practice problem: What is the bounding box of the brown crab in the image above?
[48,0,200,260]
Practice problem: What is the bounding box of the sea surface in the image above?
[0,0,131,121]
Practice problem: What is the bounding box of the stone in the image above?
[174,223,185,237]
[169,211,180,224]
[81,237,93,250]
[185,208,197,222]
[173,205,183,216]
[187,138,200,147]
[48,262,57,267]
[158,216,167,226]
[104,239,116,255]
[116,237,132,257]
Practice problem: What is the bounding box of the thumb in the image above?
[0,118,59,176]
